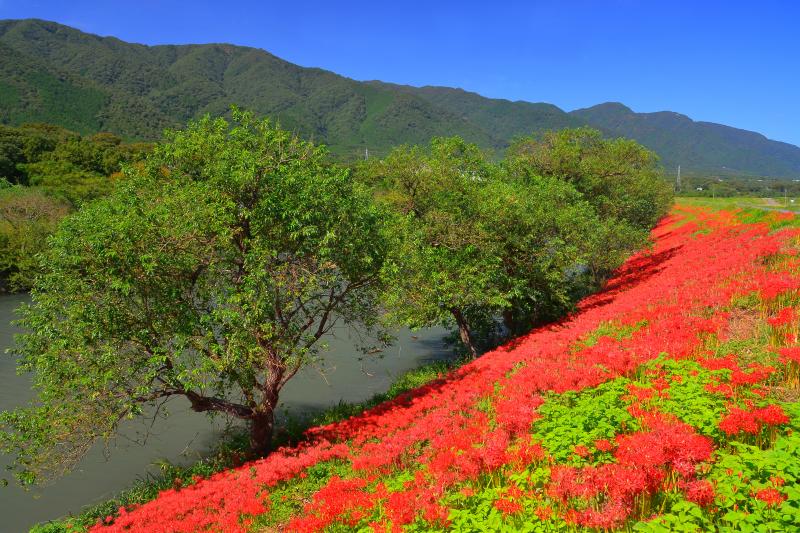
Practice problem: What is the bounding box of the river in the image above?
[0,294,451,532]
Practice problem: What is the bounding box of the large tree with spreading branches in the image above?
[0,111,390,484]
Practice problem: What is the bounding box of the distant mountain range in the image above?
[1,19,799,178]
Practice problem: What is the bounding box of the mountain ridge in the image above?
[1,18,799,177]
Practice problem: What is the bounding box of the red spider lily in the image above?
[770,475,786,487]
[719,404,789,436]
[535,505,552,521]
[494,498,523,516]
[706,381,736,398]
[719,407,761,435]
[573,444,590,458]
[766,307,796,327]
[754,404,790,426]
[754,487,787,507]
[615,418,713,472]
[730,364,775,387]
[594,438,614,452]
[578,500,630,529]
[698,354,739,371]
[683,479,716,507]
[778,346,800,364]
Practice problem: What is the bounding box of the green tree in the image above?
[479,173,625,336]
[506,128,671,286]
[1,111,390,484]
[0,135,25,184]
[20,159,116,206]
[0,187,69,291]
[508,127,673,230]
[362,137,505,358]
[363,135,655,354]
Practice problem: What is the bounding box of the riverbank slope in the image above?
[45,201,800,531]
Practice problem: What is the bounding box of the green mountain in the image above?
[570,103,800,178]
[369,82,586,141]
[0,18,495,158]
[1,18,799,177]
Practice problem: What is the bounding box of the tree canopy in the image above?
[508,127,673,230]
[361,138,506,357]
[0,186,69,291]
[1,111,391,484]
[0,123,149,291]
[357,131,670,354]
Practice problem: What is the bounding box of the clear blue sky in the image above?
[2,0,798,145]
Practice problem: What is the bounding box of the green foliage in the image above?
[508,127,673,231]
[0,123,148,290]
[0,110,392,484]
[534,380,638,464]
[361,132,659,354]
[0,186,69,291]
[444,480,571,533]
[578,319,648,348]
[22,159,114,205]
[644,360,730,438]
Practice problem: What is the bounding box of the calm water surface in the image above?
[0,294,451,532]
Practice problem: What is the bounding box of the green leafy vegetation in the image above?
[361,130,670,355]
[0,123,148,290]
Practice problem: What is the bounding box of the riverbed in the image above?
[0,294,452,532]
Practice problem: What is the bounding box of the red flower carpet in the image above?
[92,205,800,532]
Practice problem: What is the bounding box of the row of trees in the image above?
[360,129,670,356]
[0,124,149,290]
[0,111,672,485]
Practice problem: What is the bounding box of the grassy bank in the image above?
[678,196,800,213]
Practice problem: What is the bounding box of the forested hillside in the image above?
[571,103,800,178]
[1,18,800,176]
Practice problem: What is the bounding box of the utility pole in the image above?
[676,165,681,192]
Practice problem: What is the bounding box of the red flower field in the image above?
[90,204,800,532]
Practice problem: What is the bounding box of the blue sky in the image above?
[2,0,798,145]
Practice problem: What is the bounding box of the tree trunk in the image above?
[249,410,275,458]
[451,307,478,359]
[182,370,281,458]
[502,308,515,336]
[249,371,282,457]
